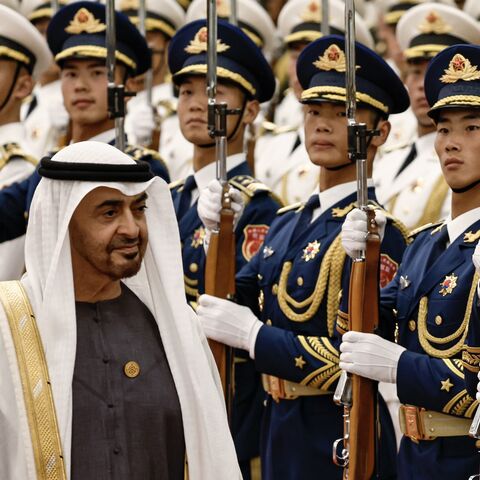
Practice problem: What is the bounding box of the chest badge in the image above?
[191,226,206,248]
[400,275,411,290]
[439,273,458,296]
[302,240,321,262]
[263,245,274,258]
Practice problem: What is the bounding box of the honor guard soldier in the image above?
[159,0,276,182]
[197,34,410,479]
[255,0,373,205]
[20,0,70,158]
[122,0,185,147]
[0,4,51,280]
[341,43,480,480]
[168,19,281,479]
[374,3,480,230]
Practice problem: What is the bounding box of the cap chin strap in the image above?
[0,62,22,113]
[452,179,480,194]
[197,95,247,149]
[325,114,382,171]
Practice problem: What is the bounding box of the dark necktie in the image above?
[176,175,197,219]
[292,194,320,243]
[395,143,417,178]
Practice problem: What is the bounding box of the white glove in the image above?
[128,102,155,145]
[477,371,480,402]
[341,208,387,259]
[197,179,245,232]
[197,294,263,359]
[339,331,406,384]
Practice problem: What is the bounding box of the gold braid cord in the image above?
[417,272,479,358]
[277,235,346,336]
[0,281,66,480]
[413,175,450,230]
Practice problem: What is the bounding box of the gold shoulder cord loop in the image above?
[417,272,479,358]
[277,235,346,336]
[0,281,66,480]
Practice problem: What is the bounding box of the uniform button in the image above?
[103,358,109,364]
[113,447,120,455]
[257,274,263,281]
[272,284,278,295]
[297,277,304,286]
[408,320,416,332]
[189,263,198,273]
[435,315,443,326]
[266,319,272,326]
[124,360,141,378]
[108,403,114,408]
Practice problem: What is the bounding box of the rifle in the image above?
[106,0,134,151]
[333,1,381,478]
[203,0,236,418]
[321,0,330,36]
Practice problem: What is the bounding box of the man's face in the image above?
[404,60,433,128]
[434,109,480,191]
[0,59,17,106]
[304,102,376,167]
[146,30,168,75]
[177,76,252,145]
[69,187,149,281]
[61,59,125,126]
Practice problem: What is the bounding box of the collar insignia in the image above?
[301,1,322,23]
[440,54,480,84]
[185,27,230,54]
[191,226,206,248]
[400,275,411,290]
[65,8,106,34]
[439,273,458,296]
[302,240,321,261]
[263,245,274,258]
[418,11,451,35]
[313,44,347,73]
[464,230,480,243]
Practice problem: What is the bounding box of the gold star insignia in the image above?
[295,355,306,369]
[440,378,453,392]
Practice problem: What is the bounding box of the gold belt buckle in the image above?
[403,406,432,441]
[267,376,286,403]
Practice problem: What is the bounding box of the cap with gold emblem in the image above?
[0,3,52,79]
[186,0,276,57]
[168,19,275,103]
[118,0,185,40]
[397,3,480,62]
[297,34,410,115]
[425,44,480,117]
[277,0,373,49]
[46,1,151,75]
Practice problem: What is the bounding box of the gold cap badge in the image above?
[440,54,480,84]
[313,44,348,73]
[185,27,230,54]
[124,360,140,378]
[418,11,451,35]
[65,8,106,34]
[301,1,322,23]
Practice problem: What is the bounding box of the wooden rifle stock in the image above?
[204,185,236,417]
[345,208,380,480]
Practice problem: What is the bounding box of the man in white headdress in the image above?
[0,141,240,480]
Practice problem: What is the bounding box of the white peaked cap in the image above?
[397,2,480,60]
[186,0,277,56]
[117,0,185,38]
[0,4,52,79]
[278,0,373,49]
[464,0,480,21]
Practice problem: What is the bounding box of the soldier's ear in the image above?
[370,119,391,148]
[242,99,260,125]
[12,70,34,101]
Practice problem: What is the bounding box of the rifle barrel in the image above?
[321,0,330,36]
